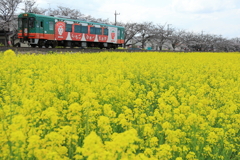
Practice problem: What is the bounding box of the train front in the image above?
[18,13,37,46]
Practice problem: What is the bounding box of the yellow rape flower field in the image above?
[0,49,240,160]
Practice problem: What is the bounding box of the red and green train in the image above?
[18,13,125,48]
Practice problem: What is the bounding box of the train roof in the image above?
[18,13,124,29]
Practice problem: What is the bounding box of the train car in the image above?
[18,13,125,49]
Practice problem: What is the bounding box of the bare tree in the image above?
[230,37,240,51]
[201,34,215,51]
[191,34,231,51]
[21,0,47,14]
[153,24,169,50]
[31,7,47,15]
[120,22,142,48]
[48,6,109,24]
[213,36,235,52]
[94,17,109,24]
[140,22,156,48]
[22,0,35,12]
[191,33,217,51]
[181,31,198,51]
[203,34,222,51]
[136,22,156,49]
[49,6,83,18]
[0,0,22,46]
[177,31,237,52]
[83,14,109,24]
[168,29,185,50]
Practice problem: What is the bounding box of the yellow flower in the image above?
[207,132,218,145]
[149,137,158,147]
[27,135,41,150]
[162,121,172,130]
[144,148,153,157]
[4,49,16,56]
[147,91,155,100]
[143,124,154,137]
[135,98,143,106]
[98,116,112,135]
[156,144,172,160]
[203,145,212,154]
[0,51,240,159]
[10,130,26,143]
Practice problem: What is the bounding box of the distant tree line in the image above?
[118,22,240,51]
[0,0,239,51]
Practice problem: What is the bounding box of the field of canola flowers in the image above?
[0,50,239,160]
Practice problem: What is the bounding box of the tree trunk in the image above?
[141,35,145,49]
[159,46,162,50]
[124,43,126,48]
[158,43,163,50]
[3,30,9,47]
[11,32,17,46]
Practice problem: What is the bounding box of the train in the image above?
[17,13,125,49]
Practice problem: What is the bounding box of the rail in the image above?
[0,47,238,54]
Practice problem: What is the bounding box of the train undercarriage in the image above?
[19,38,119,49]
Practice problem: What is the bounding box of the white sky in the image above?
[20,0,240,38]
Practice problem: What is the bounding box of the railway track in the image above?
[1,47,234,54]
[0,47,161,54]
[0,47,121,54]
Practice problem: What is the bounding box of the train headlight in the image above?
[23,14,28,17]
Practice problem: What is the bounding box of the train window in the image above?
[49,21,54,30]
[22,18,28,28]
[18,19,22,29]
[90,27,95,34]
[29,17,35,28]
[36,21,39,27]
[74,25,81,33]
[40,21,43,28]
[118,30,120,37]
[104,28,108,35]
[96,28,102,35]
[66,24,72,32]
[81,26,88,33]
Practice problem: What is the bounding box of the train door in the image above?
[116,28,124,46]
[34,19,45,47]
[120,28,125,44]
[21,18,28,38]
[48,20,55,40]
[38,19,44,39]
[117,29,121,44]
[44,19,50,39]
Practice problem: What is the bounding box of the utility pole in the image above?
[48,3,51,15]
[114,10,120,26]
[167,24,172,35]
[201,31,205,51]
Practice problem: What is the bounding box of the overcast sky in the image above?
[23,0,240,39]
